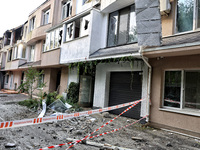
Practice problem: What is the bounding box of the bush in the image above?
[67,82,79,104]
[18,99,40,110]
[46,91,57,106]
[56,95,66,104]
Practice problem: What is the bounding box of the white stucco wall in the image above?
[67,67,79,86]
[89,10,108,53]
[60,9,106,64]
[60,36,90,64]
[93,61,148,117]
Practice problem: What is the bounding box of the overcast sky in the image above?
[0,0,46,37]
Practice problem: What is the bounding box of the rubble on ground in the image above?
[0,94,200,150]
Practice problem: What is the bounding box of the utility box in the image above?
[160,0,171,15]
[79,75,93,107]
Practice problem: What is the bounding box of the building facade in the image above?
[143,0,200,137]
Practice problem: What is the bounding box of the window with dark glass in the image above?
[163,70,200,110]
[62,0,72,20]
[107,4,137,47]
[164,71,181,108]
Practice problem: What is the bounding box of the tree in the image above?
[18,67,46,99]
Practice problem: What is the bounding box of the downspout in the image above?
[139,46,151,122]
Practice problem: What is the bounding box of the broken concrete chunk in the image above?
[131,137,143,141]
[102,112,111,118]
[5,143,16,148]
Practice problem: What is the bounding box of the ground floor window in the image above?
[37,73,45,88]
[164,70,200,110]
[5,74,9,84]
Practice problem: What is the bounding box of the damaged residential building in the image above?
[0,25,26,90]
[143,0,200,137]
[0,0,199,138]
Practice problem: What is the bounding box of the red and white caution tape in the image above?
[66,99,142,149]
[39,115,147,150]
[0,99,144,130]
[89,115,148,139]
[164,99,180,104]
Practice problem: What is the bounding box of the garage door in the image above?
[109,72,142,119]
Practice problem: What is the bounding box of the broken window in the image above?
[7,48,13,62]
[43,9,50,25]
[65,14,90,42]
[13,47,18,60]
[80,15,90,37]
[29,17,36,32]
[29,45,35,62]
[45,27,62,51]
[22,46,26,58]
[62,0,72,20]
[66,22,74,41]
[163,70,200,110]
[38,73,45,88]
[107,4,136,47]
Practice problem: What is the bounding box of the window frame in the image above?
[37,73,45,89]
[62,0,72,20]
[163,69,200,111]
[42,8,50,25]
[175,0,200,34]
[107,4,137,48]
[44,27,62,52]
[29,16,36,32]
[7,49,13,62]
[64,14,90,42]
[29,45,35,62]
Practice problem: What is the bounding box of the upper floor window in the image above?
[65,14,90,42]
[43,9,50,25]
[107,5,137,47]
[62,0,72,20]
[7,48,13,62]
[29,17,36,32]
[176,0,200,33]
[29,45,35,62]
[45,27,62,51]
[164,70,200,110]
[13,47,18,60]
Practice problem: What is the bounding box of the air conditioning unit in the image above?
[160,0,171,15]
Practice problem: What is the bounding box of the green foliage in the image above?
[69,56,139,75]
[18,99,40,110]
[67,82,79,104]
[17,67,46,99]
[46,91,57,106]
[56,94,66,103]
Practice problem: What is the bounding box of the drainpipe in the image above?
[139,46,151,122]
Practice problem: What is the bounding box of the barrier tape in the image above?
[164,99,180,104]
[38,99,143,150]
[164,99,200,106]
[0,99,144,130]
[66,99,142,150]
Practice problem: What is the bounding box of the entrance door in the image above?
[109,72,142,119]
[10,73,13,89]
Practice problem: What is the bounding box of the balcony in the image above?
[26,24,52,44]
[60,9,104,64]
[41,48,61,67]
[4,59,27,71]
[101,0,134,13]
